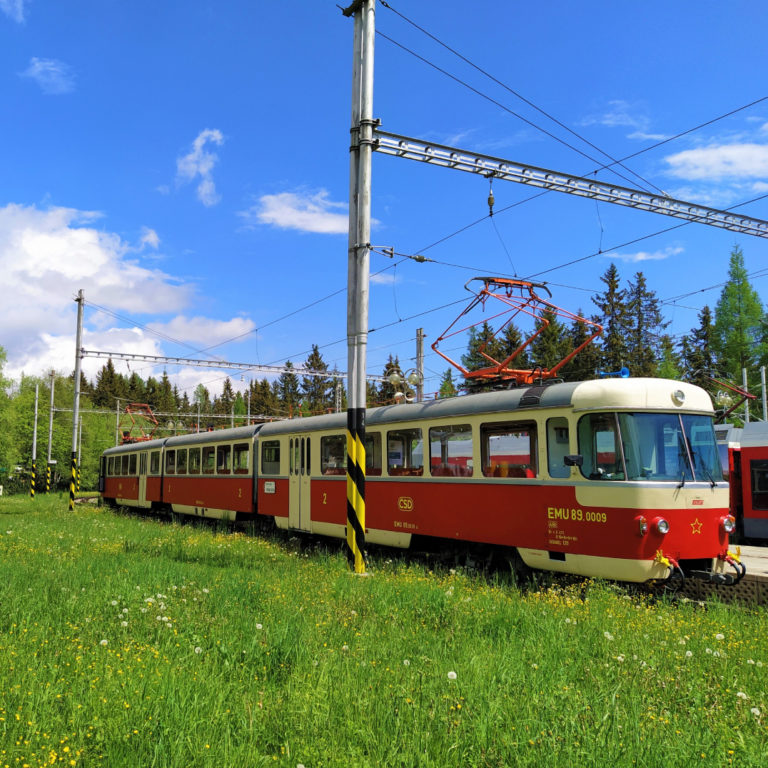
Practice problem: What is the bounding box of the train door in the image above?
[138,451,149,507]
[288,434,312,531]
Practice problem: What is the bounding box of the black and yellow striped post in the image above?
[30,461,36,499]
[68,453,77,511]
[346,408,366,573]
[46,464,51,494]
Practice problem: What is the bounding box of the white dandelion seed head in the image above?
[604,631,614,641]
[121,621,128,627]
[122,608,128,614]
[403,659,410,666]
[341,644,349,652]
[737,691,748,700]
[111,600,118,606]
[100,639,108,646]
[715,633,725,641]
[195,647,202,654]
[202,588,210,594]
[447,671,457,680]
[685,650,693,658]
[748,659,755,665]
[751,707,761,717]
[757,661,764,668]
[706,648,713,654]
[616,655,625,663]
[255,623,263,630]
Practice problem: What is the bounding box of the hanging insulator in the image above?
[487,181,495,216]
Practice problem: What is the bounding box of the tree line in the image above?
[0,245,765,491]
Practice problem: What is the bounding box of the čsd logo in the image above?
[398,496,414,511]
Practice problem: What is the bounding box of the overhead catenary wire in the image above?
[377,0,663,195]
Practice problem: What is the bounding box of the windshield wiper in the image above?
[677,470,686,489]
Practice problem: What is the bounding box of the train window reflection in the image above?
[176,449,188,475]
[481,421,537,478]
[321,435,346,475]
[365,432,382,476]
[217,445,231,474]
[547,417,571,479]
[578,412,721,482]
[261,441,280,475]
[202,446,215,475]
[387,428,423,476]
[429,424,473,477]
[188,448,201,475]
[150,451,160,475]
[165,450,176,475]
[233,443,250,475]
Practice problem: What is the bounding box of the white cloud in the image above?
[139,226,160,250]
[176,129,225,206]
[148,315,255,346]
[370,272,400,285]
[0,0,26,23]
[0,204,193,380]
[664,143,768,181]
[20,57,75,95]
[240,189,349,234]
[581,100,649,133]
[605,245,683,263]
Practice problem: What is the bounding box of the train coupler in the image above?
[718,549,747,584]
[655,550,685,586]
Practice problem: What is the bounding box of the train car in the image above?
[716,421,768,540]
[100,377,744,585]
[101,437,168,509]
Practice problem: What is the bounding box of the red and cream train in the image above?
[100,377,744,585]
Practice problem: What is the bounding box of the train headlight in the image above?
[654,517,670,535]
[636,515,648,536]
[722,515,736,534]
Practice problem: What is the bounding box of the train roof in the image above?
[102,436,168,456]
[164,423,265,447]
[258,377,714,438]
[100,378,714,454]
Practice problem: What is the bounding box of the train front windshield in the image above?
[578,412,723,483]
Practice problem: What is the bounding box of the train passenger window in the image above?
[387,428,424,476]
[233,443,250,475]
[150,451,160,475]
[121,455,129,475]
[165,450,176,475]
[202,446,215,475]
[321,435,346,475]
[429,424,473,477]
[365,432,382,476]
[188,447,201,475]
[217,445,231,474]
[261,440,280,474]
[139,453,147,475]
[547,417,571,479]
[108,457,115,476]
[129,454,137,475]
[751,460,768,510]
[176,449,188,475]
[293,439,300,476]
[577,414,624,480]
[481,421,537,478]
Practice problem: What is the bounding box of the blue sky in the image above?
[2,0,768,399]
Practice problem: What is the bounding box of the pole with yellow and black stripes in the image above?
[30,383,39,499]
[346,409,366,572]
[69,290,84,511]
[343,0,374,573]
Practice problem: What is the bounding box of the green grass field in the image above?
[0,494,767,767]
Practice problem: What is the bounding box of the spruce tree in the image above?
[712,246,767,398]
[592,263,629,374]
[626,271,666,377]
[301,344,333,415]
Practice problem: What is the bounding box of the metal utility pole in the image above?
[70,289,84,510]
[416,328,425,402]
[31,384,39,499]
[343,0,375,574]
[47,371,55,493]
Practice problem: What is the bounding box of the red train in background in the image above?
[716,421,768,541]
[100,377,745,587]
